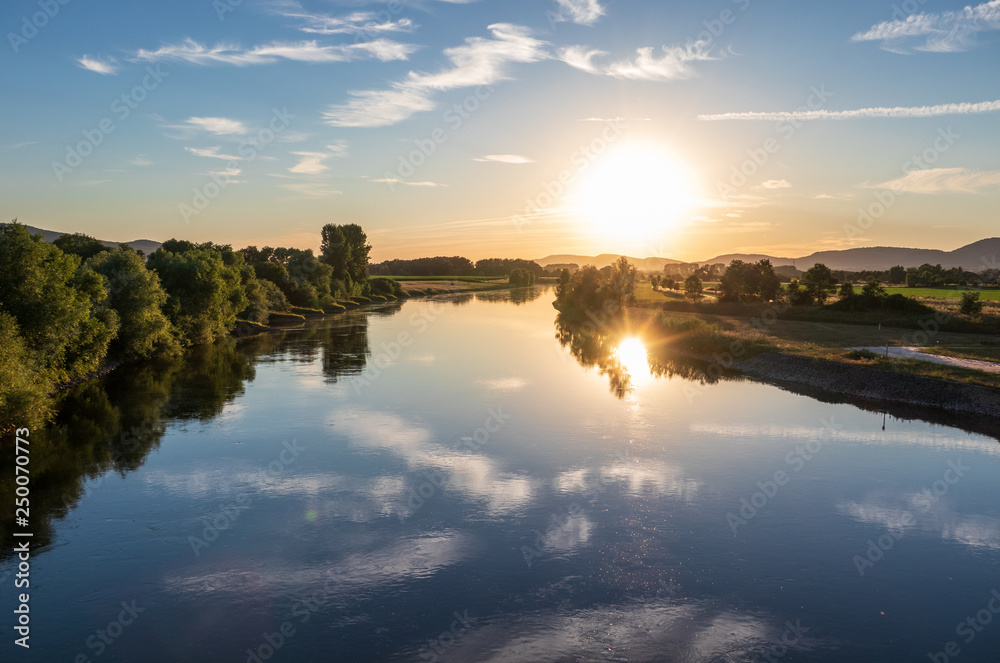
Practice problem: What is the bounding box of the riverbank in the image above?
[736,352,1000,418]
[623,305,1000,418]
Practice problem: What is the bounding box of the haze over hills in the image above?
[8,223,162,256]
[534,254,684,271]
[538,238,1000,272]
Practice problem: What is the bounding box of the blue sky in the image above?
[1,0,998,261]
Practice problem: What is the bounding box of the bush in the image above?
[321,302,347,314]
[367,277,405,298]
[960,291,984,316]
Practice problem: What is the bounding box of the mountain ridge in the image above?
[537,238,1000,272]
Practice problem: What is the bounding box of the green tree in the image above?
[86,247,179,358]
[53,232,109,260]
[320,223,371,296]
[861,279,887,298]
[683,274,703,301]
[0,222,117,382]
[0,312,53,431]
[802,263,837,303]
[838,282,855,298]
[650,274,660,289]
[147,240,249,345]
[887,265,906,284]
[786,279,813,306]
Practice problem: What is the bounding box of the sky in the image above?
[1,0,998,262]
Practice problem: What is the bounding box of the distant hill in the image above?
[536,254,683,271]
[539,239,1000,272]
[700,253,795,267]
[6,223,162,256]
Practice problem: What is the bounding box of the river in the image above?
[2,288,999,662]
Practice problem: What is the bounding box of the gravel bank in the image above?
[737,352,1000,418]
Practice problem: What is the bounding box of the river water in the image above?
[2,288,999,662]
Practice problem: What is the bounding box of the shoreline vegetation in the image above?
[0,222,548,433]
[553,256,1000,419]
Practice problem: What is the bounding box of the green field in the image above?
[884,286,1000,300]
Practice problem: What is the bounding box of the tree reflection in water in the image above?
[554,313,725,399]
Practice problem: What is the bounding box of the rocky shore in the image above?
[737,352,1000,419]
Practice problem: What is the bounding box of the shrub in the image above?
[960,291,984,316]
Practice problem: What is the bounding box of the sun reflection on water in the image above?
[614,336,652,386]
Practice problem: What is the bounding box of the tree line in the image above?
[369,256,545,278]
[0,221,372,430]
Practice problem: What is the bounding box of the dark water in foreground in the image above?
[2,289,999,662]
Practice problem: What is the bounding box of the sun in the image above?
[573,142,698,242]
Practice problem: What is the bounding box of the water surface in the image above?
[2,289,999,662]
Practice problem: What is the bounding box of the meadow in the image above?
[884,286,1000,300]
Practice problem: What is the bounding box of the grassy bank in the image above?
[626,302,1000,389]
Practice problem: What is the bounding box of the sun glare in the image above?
[614,336,651,386]
[574,143,698,242]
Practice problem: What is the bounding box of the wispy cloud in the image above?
[184,146,243,160]
[372,177,447,187]
[279,182,343,198]
[77,55,119,75]
[852,0,1000,53]
[561,39,719,80]
[129,157,152,167]
[699,99,1000,121]
[0,141,36,151]
[185,117,247,135]
[552,0,606,26]
[132,38,416,66]
[870,168,1000,194]
[324,24,549,127]
[758,179,791,190]
[288,144,348,174]
[558,46,606,74]
[473,154,533,164]
[277,6,416,36]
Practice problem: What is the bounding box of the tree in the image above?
[86,247,179,358]
[0,312,53,430]
[320,223,371,295]
[508,267,535,287]
[147,241,249,346]
[838,282,855,298]
[0,222,117,382]
[887,265,906,284]
[802,263,837,303]
[719,259,782,303]
[607,256,637,308]
[861,279,887,298]
[683,274,703,301]
[53,232,109,260]
[786,279,812,306]
[650,274,660,289]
